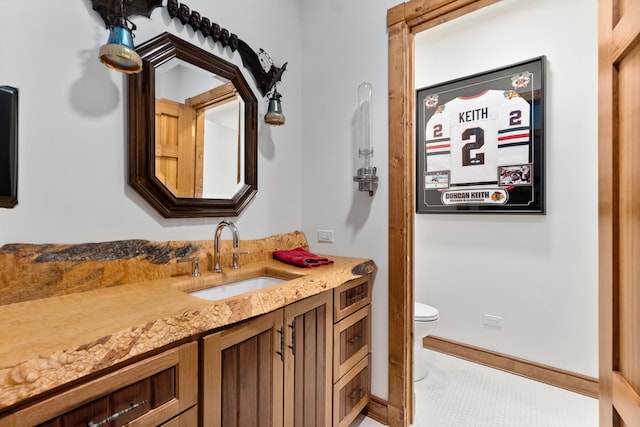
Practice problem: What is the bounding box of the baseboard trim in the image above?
[423,336,599,399]
[366,395,389,425]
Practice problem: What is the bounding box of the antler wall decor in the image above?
[92,0,164,27]
[91,0,287,97]
[166,0,287,98]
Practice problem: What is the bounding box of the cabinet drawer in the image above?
[159,405,198,427]
[333,305,370,380]
[333,276,372,322]
[6,342,198,427]
[332,355,370,427]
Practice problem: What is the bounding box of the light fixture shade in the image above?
[264,93,285,126]
[353,82,378,196]
[99,25,142,74]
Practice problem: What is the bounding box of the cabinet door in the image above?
[202,310,284,427]
[283,292,333,427]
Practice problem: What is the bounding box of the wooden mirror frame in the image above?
[128,32,258,218]
[385,1,500,425]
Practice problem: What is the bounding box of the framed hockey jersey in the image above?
[416,56,545,214]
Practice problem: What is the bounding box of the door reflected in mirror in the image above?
[155,58,245,199]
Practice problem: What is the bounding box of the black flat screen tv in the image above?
[0,86,18,208]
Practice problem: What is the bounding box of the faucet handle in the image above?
[178,258,201,277]
[232,251,250,269]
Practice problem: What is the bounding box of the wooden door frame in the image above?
[597,2,614,425]
[598,1,640,426]
[386,1,501,425]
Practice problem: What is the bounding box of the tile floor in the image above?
[352,349,599,427]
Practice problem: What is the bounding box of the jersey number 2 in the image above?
[462,127,484,166]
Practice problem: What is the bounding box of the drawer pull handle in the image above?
[288,323,296,355]
[349,387,364,401]
[276,327,284,362]
[349,292,365,302]
[87,400,146,427]
[348,335,363,345]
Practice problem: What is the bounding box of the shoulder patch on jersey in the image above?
[425,94,439,109]
[504,90,522,100]
[511,71,532,89]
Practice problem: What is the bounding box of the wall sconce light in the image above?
[99,18,142,74]
[264,89,285,126]
[244,49,286,126]
[353,82,378,196]
[92,0,163,74]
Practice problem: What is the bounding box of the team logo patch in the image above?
[425,94,439,109]
[511,71,531,89]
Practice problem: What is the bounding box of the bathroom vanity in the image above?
[0,232,375,427]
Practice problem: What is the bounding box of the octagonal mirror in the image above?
[128,32,258,218]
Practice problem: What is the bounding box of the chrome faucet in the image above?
[213,220,240,273]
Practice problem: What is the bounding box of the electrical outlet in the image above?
[483,314,503,328]
[317,230,334,243]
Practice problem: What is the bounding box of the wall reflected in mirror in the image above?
[155,59,245,199]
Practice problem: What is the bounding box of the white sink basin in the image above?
[189,276,286,301]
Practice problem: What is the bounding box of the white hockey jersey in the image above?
[425,89,531,186]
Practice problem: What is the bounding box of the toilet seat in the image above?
[415,301,439,322]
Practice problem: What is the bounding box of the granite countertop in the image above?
[0,254,376,411]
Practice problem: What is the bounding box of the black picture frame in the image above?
[0,86,18,208]
[416,56,545,214]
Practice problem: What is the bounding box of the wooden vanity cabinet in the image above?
[201,276,373,427]
[201,291,332,427]
[0,269,374,427]
[332,277,372,427]
[1,342,198,427]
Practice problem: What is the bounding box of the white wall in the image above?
[414,0,599,377]
[0,0,303,244]
[300,0,398,399]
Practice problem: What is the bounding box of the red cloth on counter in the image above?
[272,247,334,268]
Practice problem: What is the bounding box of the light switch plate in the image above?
[483,314,503,328]
[317,230,334,243]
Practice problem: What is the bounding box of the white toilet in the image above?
[414,301,439,381]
